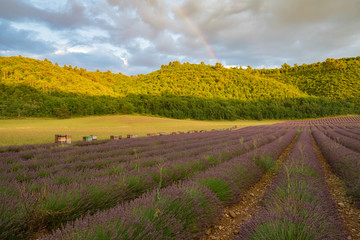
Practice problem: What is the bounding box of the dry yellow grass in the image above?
[0,115,281,146]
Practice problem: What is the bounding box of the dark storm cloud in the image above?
[0,0,359,75]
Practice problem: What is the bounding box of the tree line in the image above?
[1,84,358,120]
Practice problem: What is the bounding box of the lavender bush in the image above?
[312,129,360,207]
[40,182,221,240]
[236,129,348,240]
[321,128,360,152]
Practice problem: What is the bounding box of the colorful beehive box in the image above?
[55,134,71,144]
[127,134,138,138]
[147,133,158,137]
[110,135,122,140]
[83,136,92,142]
[65,134,72,144]
[158,132,166,136]
[90,135,97,141]
[56,134,66,143]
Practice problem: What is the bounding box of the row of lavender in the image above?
[236,129,348,239]
[277,115,360,126]
[279,115,359,208]
[40,128,299,239]
[0,125,293,239]
[316,125,360,152]
[312,127,360,208]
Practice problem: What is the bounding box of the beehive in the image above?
[65,134,71,144]
[159,132,166,136]
[90,135,97,141]
[83,136,92,142]
[55,134,71,144]
[110,135,122,140]
[147,133,158,137]
[127,134,138,138]
[57,135,66,143]
[55,134,60,143]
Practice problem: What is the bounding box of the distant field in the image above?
[0,115,281,146]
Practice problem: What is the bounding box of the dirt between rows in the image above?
[200,136,360,240]
[199,136,298,240]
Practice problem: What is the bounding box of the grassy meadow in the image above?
[0,114,281,146]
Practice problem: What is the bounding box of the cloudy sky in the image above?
[0,0,359,75]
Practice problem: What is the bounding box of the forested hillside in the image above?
[263,57,360,101]
[0,56,359,120]
[134,62,306,100]
[0,56,129,97]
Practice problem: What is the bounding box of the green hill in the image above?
[0,56,130,97]
[0,56,359,120]
[0,56,307,100]
[262,57,360,101]
[129,62,307,101]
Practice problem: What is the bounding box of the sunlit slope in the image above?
[0,56,306,101]
[2,56,359,101]
[263,57,360,100]
[123,62,307,100]
[0,56,129,97]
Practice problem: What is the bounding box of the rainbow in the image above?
[174,4,218,61]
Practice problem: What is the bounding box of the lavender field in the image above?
[0,116,359,239]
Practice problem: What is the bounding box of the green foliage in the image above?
[0,56,359,120]
[0,83,359,120]
[204,155,219,165]
[264,57,360,101]
[198,178,234,203]
[250,221,314,240]
[253,155,276,172]
[139,61,306,101]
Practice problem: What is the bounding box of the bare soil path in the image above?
[199,135,298,240]
[312,136,360,240]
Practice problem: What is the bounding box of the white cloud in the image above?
[134,37,152,50]
[10,21,67,45]
[119,56,128,66]
[54,46,91,55]
[27,0,67,12]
